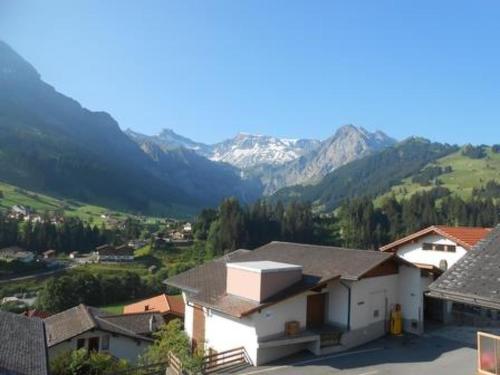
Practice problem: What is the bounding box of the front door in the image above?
[307,293,326,329]
[192,304,205,351]
[88,337,100,352]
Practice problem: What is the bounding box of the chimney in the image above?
[226,261,302,302]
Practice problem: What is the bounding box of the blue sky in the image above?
[1,1,499,144]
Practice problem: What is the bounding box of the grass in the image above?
[377,147,500,204]
[0,180,163,225]
[100,303,126,315]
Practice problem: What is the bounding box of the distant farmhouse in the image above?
[0,246,35,263]
[94,244,134,262]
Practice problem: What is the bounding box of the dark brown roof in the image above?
[428,225,500,309]
[97,244,134,256]
[102,312,165,336]
[166,242,394,317]
[44,304,153,347]
[0,311,49,375]
[380,225,491,252]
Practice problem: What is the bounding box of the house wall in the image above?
[341,274,399,348]
[326,280,349,329]
[397,264,435,334]
[183,293,194,339]
[203,292,312,365]
[48,329,150,363]
[396,234,467,269]
[226,268,261,301]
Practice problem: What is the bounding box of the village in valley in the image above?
[1,2,500,375]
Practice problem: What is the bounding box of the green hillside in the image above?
[378,146,500,203]
[0,180,133,225]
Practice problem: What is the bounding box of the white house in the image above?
[380,225,491,331]
[44,304,159,363]
[95,244,134,262]
[166,242,423,366]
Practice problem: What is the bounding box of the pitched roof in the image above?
[97,244,134,256]
[428,225,500,309]
[165,242,394,317]
[123,294,185,316]
[101,312,165,336]
[44,304,153,347]
[380,225,491,252]
[0,311,49,375]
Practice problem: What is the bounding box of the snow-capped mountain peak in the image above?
[210,133,320,168]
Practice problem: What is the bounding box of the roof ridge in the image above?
[95,315,152,340]
[266,241,382,253]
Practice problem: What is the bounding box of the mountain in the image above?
[253,125,397,194]
[126,128,212,154]
[210,133,320,168]
[0,41,260,216]
[127,125,395,195]
[272,138,459,211]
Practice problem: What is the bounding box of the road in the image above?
[238,333,476,375]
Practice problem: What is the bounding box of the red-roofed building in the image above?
[123,294,184,323]
[379,225,491,332]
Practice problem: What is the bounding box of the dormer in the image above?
[226,261,303,302]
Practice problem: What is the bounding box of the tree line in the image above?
[193,188,499,254]
[0,213,145,253]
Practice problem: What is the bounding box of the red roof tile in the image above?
[380,225,491,252]
[123,294,184,317]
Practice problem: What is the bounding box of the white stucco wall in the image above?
[327,280,349,329]
[48,330,150,363]
[183,293,194,340]
[203,292,311,365]
[397,234,467,268]
[349,274,399,331]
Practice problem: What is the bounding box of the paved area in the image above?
[238,332,476,375]
[428,325,500,346]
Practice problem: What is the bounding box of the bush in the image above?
[462,144,487,159]
[141,319,203,373]
[50,349,129,375]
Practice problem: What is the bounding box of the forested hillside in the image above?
[272,138,458,211]
[0,41,259,217]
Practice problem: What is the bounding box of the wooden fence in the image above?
[201,346,251,374]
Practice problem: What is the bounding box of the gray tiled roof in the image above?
[0,311,48,375]
[44,304,153,347]
[101,312,165,336]
[166,241,393,317]
[429,225,500,309]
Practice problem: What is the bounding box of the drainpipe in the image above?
[340,281,351,331]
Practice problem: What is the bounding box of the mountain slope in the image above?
[255,125,396,194]
[377,145,500,203]
[272,138,459,211]
[0,41,259,216]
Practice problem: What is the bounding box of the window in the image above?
[144,305,150,311]
[373,309,379,318]
[422,243,456,252]
[76,338,85,349]
[101,335,110,351]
